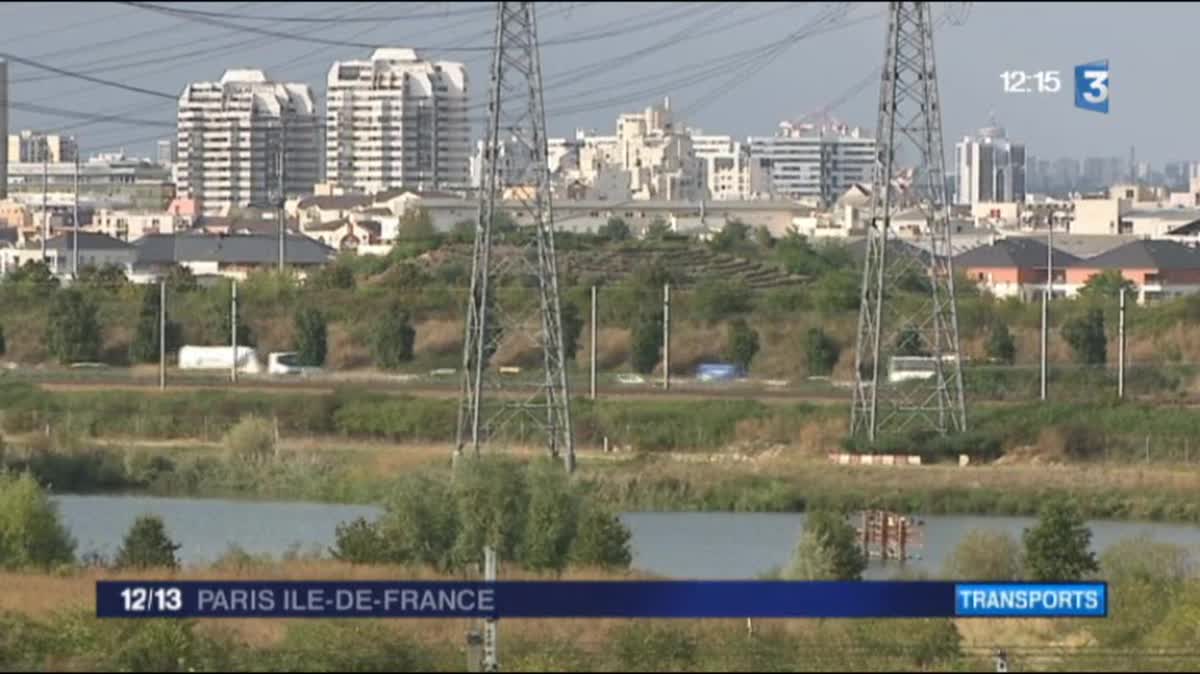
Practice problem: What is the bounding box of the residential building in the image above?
[748,119,875,206]
[0,231,136,278]
[0,199,30,227]
[954,121,1025,206]
[177,69,319,217]
[953,236,1079,301]
[689,132,767,201]
[5,153,173,209]
[1070,195,1127,235]
[304,218,381,251]
[133,232,334,280]
[89,208,195,242]
[156,138,176,166]
[325,48,469,194]
[1068,239,1200,303]
[7,130,78,164]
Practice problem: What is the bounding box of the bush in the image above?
[293,307,328,367]
[630,311,663,375]
[375,474,457,570]
[559,300,584,362]
[804,327,840,376]
[724,318,760,372]
[1062,307,1107,365]
[370,309,417,370]
[692,279,752,322]
[569,503,631,570]
[986,321,1016,364]
[0,323,6,356]
[1023,498,1099,581]
[223,416,276,464]
[330,517,390,565]
[45,289,102,363]
[130,285,182,363]
[943,529,1022,580]
[114,514,181,570]
[0,472,76,569]
[802,510,866,580]
[521,459,578,572]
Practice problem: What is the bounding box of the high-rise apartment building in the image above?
[325,48,469,194]
[176,69,318,216]
[7,129,78,164]
[954,121,1025,205]
[748,120,875,205]
[690,132,766,200]
[156,138,177,167]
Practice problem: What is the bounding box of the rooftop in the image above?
[953,237,1081,269]
[1083,239,1200,271]
[134,233,334,266]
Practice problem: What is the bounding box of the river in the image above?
[55,495,1200,579]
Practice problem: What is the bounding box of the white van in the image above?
[268,352,322,376]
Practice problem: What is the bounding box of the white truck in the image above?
[177,345,264,374]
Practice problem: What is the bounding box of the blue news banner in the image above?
[96,581,1107,619]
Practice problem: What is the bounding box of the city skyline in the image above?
[2,2,1197,166]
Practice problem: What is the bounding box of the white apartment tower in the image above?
[325,48,469,194]
[7,130,79,164]
[176,69,318,216]
[748,120,876,205]
[955,121,1025,206]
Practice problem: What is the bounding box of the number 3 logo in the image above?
[1075,60,1110,113]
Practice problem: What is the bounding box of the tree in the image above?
[451,457,529,570]
[45,288,101,363]
[1062,307,1106,365]
[309,261,355,290]
[223,415,276,464]
[754,225,774,249]
[0,323,6,357]
[944,529,1023,580]
[986,321,1016,365]
[371,308,416,370]
[1023,499,1099,581]
[599,216,631,242]
[782,529,837,580]
[396,207,436,240]
[1079,269,1136,303]
[693,279,752,322]
[802,510,866,580]
[644,217,671,239]
[630,310,663,374]
[331,518,390,565]
[5,260,57,288]
[559,301,583,362]
[724,319,760,372]
[129,285,182,363]
[521,460,578,573]
[293,307,327,367]
[895,325,927,357]
[113,514,180,570]
[164,264,199,293]
[0,472,76,569]
[805,327,841,376]
[78,263,129,290]
[215,289,255,347]
[569,503,632,570]
[710,219,750,252]
[811,269,860,313]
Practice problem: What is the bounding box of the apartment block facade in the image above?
[325,48,469,194]
[748,121,876,205]
[176,69,319,216]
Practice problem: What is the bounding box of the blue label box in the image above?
[1075,60,1110,113]
[955,583,1107,617]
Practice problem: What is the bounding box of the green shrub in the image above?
[114,515,181,570]
[0,472,75,569]
[223,416,276,463]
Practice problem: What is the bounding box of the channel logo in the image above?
[1075,60,1110,113]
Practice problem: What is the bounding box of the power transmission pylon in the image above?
[851,1,967,441]
[456,1,575,473]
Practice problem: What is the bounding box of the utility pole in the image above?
[590,284,597,400]
[456,2,575,473]
[1041,220,1052,401]
[482,546,498,672]
[277,124,286,273]
[231,279,239,384]
[851,2,966,440]
[1118,286,1125,400]
[662,282,671,391]
[40,153,48,262]
[159,280,167,390]
[72,154,80,278]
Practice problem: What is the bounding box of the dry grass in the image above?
[327,322,370,370]
[413,319,462,356]
[591,327,630,370]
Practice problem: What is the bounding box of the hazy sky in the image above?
[0,1,1192,165]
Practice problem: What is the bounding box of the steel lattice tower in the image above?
[851,1,967,441]
[456,1,575,473]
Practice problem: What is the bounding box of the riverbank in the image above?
[9,435,1200,523]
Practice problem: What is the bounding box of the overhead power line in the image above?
[118,1,497,23]
[0,51,177,99]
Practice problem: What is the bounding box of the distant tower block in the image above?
[851,2,967,441]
